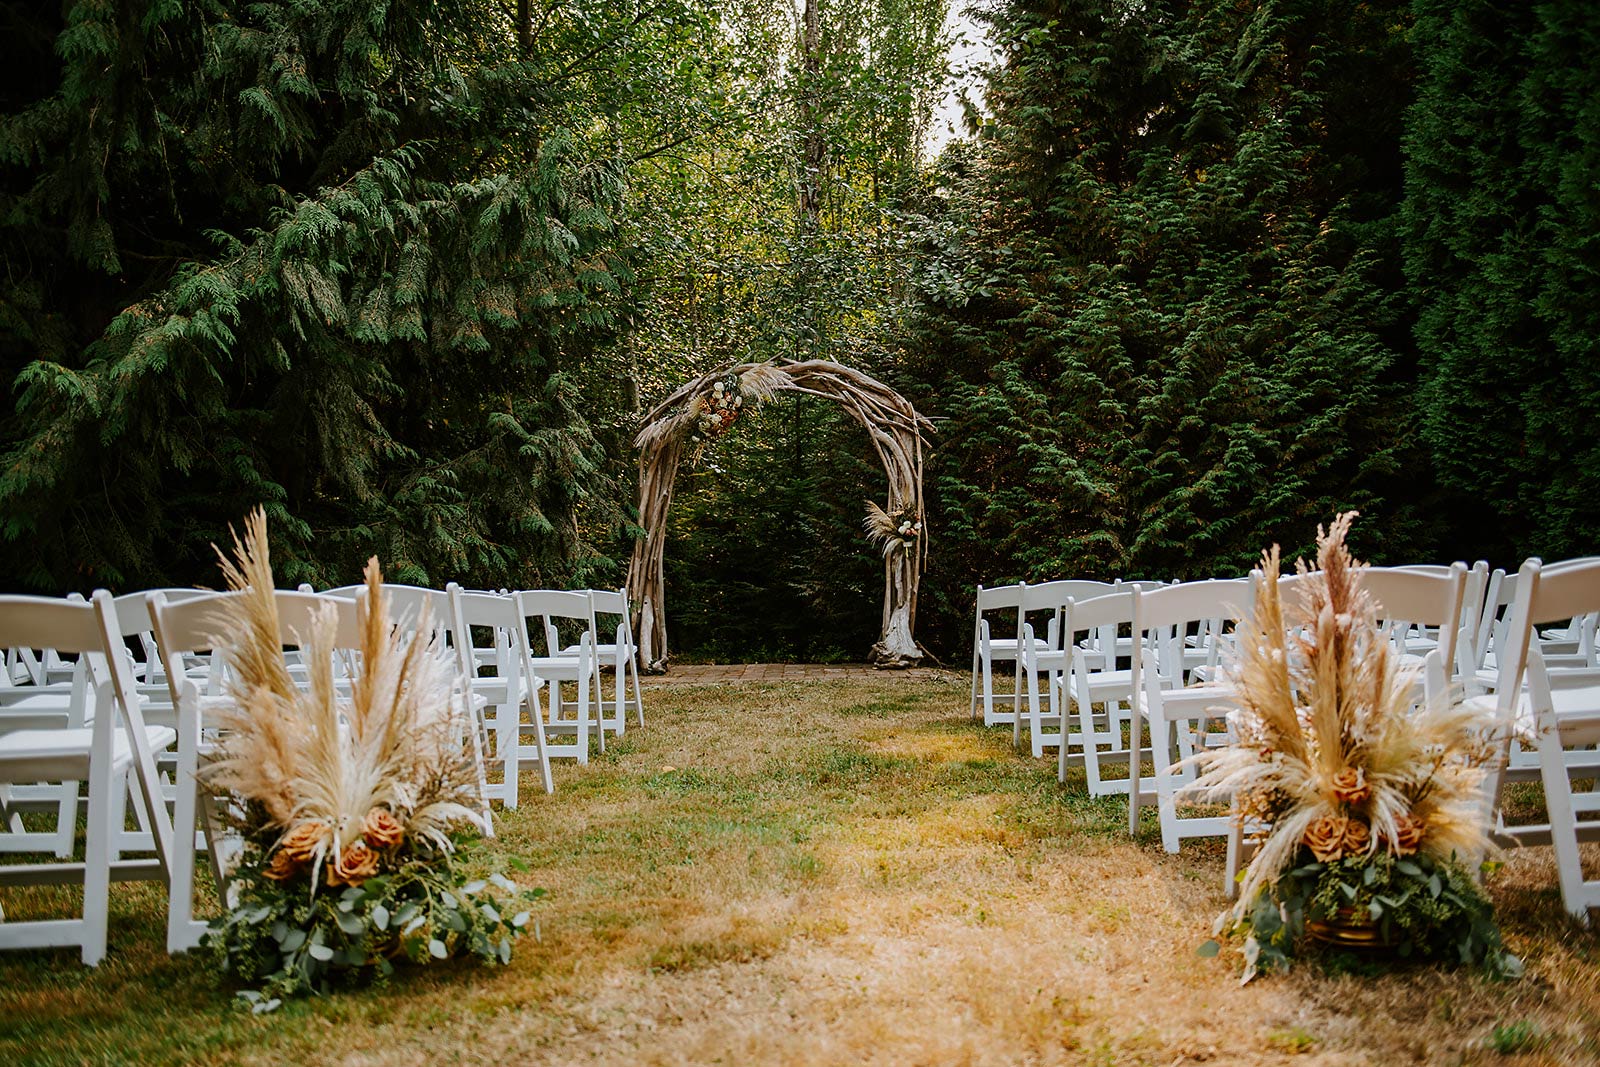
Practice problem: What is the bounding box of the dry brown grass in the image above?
[2,674,1598,1066]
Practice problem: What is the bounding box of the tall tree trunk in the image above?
[798,0,822,224]
[517,0,531,53]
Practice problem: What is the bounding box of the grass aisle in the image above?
[2,675,1598,1065]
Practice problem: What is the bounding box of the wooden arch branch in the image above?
[627,359,933,672]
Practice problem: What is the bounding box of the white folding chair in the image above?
[1014,580,1116,758]
[1480,558,1600,921]
[970,583,1035,726]
[517,590,601,761]
[1128,580,1248,851]
[579,589,645,736]
[1057,590,1141,796]
[447,586,553,809]
[0,591,174,965]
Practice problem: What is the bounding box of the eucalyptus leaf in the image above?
[428,938,448,959]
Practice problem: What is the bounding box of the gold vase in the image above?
[1306,907,1395,950]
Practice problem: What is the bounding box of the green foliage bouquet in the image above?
[1192,514,1518,981]
[199,512,541,1008]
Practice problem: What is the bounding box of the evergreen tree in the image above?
[0,0,667,591]
[896,0,1429,648]
[1404,0,1600,562]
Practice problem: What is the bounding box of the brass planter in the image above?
[1306,907,1396,950]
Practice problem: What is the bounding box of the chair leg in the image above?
[629,654,645,729]
[167,742,199,953]
[970,641,981,720]
[465,699,494,837]
[499,700,519,809]
[51,778,78,859]
[1224,817,1244,901]
[1153,715,1180,854]
[577,673,592,764]
[81,755,115,966]
[1127,706,1144,837]
[528,684,554,795]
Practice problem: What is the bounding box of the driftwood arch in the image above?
[627,359,933,672]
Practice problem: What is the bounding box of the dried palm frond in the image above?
[737,363,787,405]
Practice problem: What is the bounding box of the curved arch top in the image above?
[626,359,933,672]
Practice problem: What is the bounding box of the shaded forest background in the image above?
[2,0,1596,662]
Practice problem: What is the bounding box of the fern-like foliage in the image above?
[0,0,641,591]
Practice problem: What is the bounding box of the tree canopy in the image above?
[3,0,1595,661]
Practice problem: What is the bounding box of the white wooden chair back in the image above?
[1361,564,1467,683]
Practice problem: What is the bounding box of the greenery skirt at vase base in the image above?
[1218,851,1522,981]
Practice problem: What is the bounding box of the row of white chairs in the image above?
[0,580,647,964]
[969,558,1600,922]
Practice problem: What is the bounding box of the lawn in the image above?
[2,674,1598,1065]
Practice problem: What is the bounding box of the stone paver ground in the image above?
[641,662,959,685]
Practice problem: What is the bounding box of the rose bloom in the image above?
[1303,814,1347,862]
[1341,816,1371,856]
[278,820,330,863]
[262,848,304,882]
[1330,766,1370,806]
[325,841,380,887]
[1387,813,1425,857]
[362,807,404,850]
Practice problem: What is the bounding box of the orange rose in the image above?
[262,848,304,882]
[325,841,380,887]
[1330,767,1370,807]
[1303,815,1347,863]
[277,820,330,864]
[1341,816,1371,856]
[362,807,404,850]
[1387,813,1425,857]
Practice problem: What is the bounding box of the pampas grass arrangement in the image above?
[1192,513,1518,980]
[201,510,539,1008]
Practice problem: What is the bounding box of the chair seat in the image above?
[0,725,177,782]
[527,656,589,681]
[1151,682,1238,721]
[985,637,1050,655]
[564,642,632,659]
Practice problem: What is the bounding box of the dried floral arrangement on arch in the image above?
[627,359,933,671]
